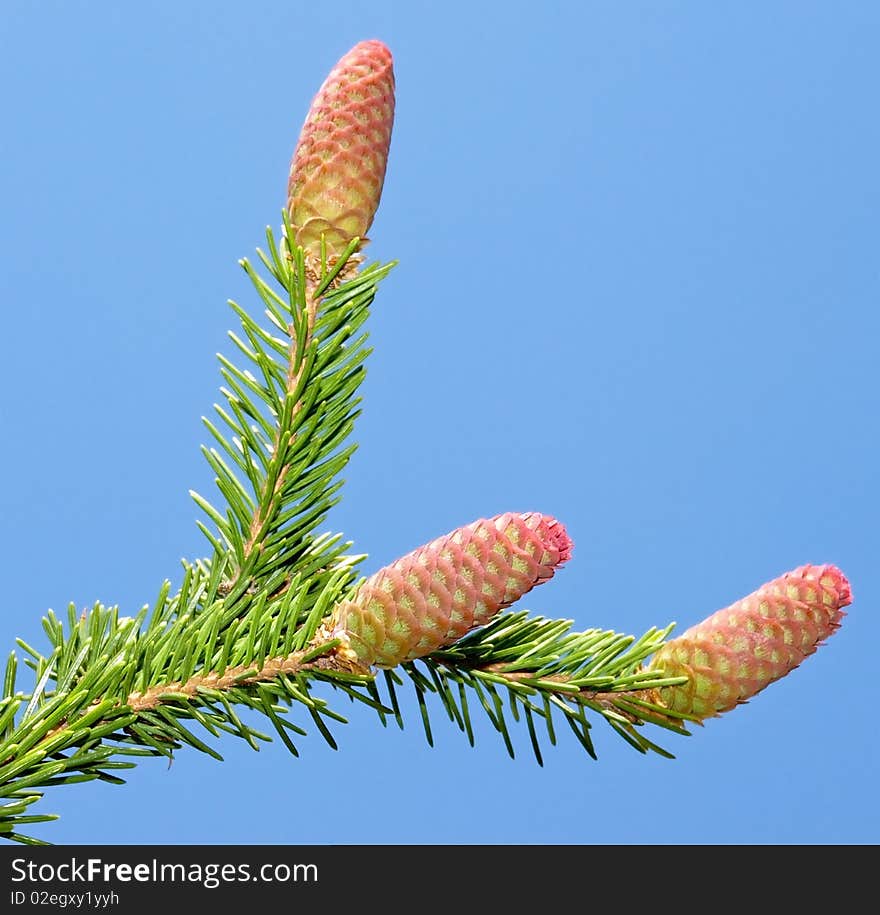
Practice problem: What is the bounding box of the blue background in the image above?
[1,2,877,844]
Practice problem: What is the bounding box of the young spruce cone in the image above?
[650,564,851,720]
[287,40,395,260]
[328,512,573,669]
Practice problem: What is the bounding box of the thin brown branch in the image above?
[21,639,681,776]
[463,662,680,727]
[20,639,360,763]
[127,642,357,712]
[239,277,320,563]
[233,255,362,583]
[125,646,670,723]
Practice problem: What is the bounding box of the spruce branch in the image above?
[197,228,392,619]
[1,38,854,844]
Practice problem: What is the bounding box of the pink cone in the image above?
[651,564,851,719]
[287,40,395,259]
[329,513,573,668]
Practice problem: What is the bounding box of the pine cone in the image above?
[650,564,851,719]
[328,512,573,669]
[287,40,395,260]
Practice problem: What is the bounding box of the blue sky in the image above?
[1,2,877,844]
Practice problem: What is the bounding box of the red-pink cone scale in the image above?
[287,40,395,260]
[328,513,573,669]
[650,564,851,719]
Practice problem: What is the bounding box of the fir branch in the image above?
[0,562,693,842]
[235,236,324,573]
[331,611,694,764]
[191,227,394,624]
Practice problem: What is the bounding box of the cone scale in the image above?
[651,564,851,720]
[328,512,573,669]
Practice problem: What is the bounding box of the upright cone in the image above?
[328,513,573,669]
[650,564,851,719]
[287,40,395,260]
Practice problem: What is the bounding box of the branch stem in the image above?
[238,274,321,569]
[127,639,346,712]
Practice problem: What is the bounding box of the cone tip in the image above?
[793,563,852,608]
[344,39,393,67]
[518,512,573,565]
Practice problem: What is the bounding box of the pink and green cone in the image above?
[287,40,395,260]
[328,512,573,669]
[650,564,852,720]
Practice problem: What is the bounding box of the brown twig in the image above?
[126,642,359,712]
[457,662,680,727]
[232,254,362,589]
